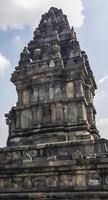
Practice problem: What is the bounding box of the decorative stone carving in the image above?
[47,156,57,161]
[54,85,62,99]
[60,175,76,187]
[1,7,108,200]
[33,48,41,60]
[19,47,31,64]
[33,28,41,40]
[72,151,83,160]
[22,152,32,162]
[68,39,81,58]
[88,174,100,186]
[47,176,58,187]
[52,44,61,59]
[24,177,32,188]
[49,59,55,67]
[13,152,20,160]
[42,43,51,60]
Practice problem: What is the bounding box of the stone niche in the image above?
[47,176,58,187]
[75,80,84,98]
[87,107,95,127]
[51,103,63,124]
[22,90,30,105]
[76,174,86,187]
[66,81,74,98]
[32,106,42,127]
[39,86,45,101]
[21,109,32,129]
[60,175,76,187]
[44,84,49,101]
[78,102,87,122]
[32,87,39,102]
[65,103,78,124]
[43,104,51,124]
[88,174,101,186]
[54,84,62,100]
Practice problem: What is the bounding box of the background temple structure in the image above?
[0,7,108,200]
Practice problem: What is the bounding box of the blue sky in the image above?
[0,0,108,147]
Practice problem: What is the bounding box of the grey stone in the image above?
[1,7,108,200]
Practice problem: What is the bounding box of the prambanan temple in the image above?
[0,7,108,200]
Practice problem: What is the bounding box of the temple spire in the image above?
[6,7,99,147]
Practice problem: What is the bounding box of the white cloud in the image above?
[15,36,21,43]
[0,0,84,30]
[98,75,108,84]
[97,118,108,139]
[95,74,108,139]
[0,113,8,147]
[0,53,11,76]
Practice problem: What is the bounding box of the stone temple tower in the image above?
[0,7,108,200]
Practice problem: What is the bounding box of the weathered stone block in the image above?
[22,90,29,105]
[21,109,32,129]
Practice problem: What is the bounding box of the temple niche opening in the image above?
[0,7,108,200]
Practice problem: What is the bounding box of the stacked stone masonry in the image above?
[0,7,108,200]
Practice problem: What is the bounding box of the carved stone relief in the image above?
[33,48,41,60]
[88,174,100,186]
[52,44,61,59]
[56,103,63,123]
[54,85,62,99]
[49,59,55,67]
[43,104,51,124]
[67,103,78,124]
[47,176,58,187]
[66,82,74,98]
[60,175,76,187]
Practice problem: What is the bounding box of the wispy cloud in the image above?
[97,118,108,139]
[0,53,11,76]
[98,75,108,84]
[15,35,22,43]
[0,113,8,147]
[0,0,84,30]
